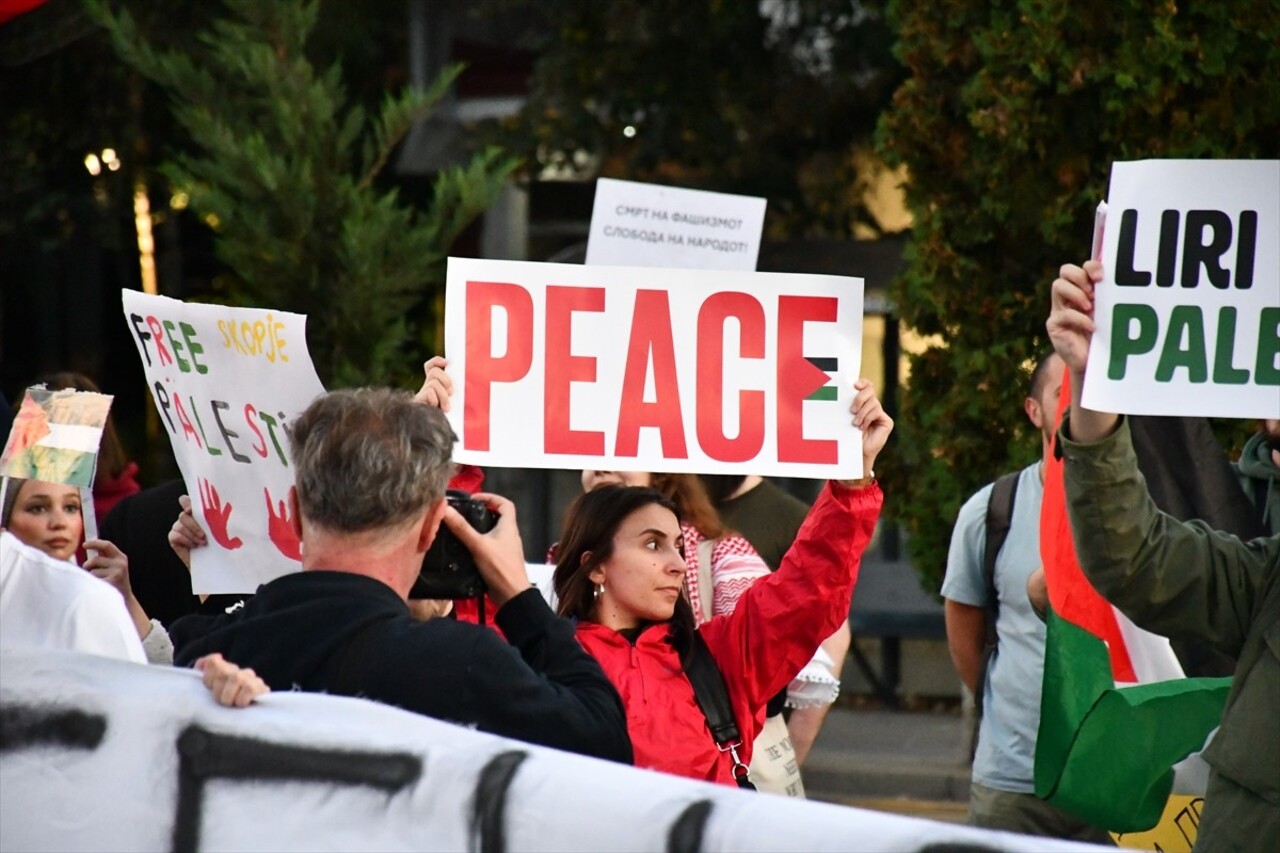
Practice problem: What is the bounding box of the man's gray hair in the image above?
[287,388,455,533]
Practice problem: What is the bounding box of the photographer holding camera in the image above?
[168,388,632,764]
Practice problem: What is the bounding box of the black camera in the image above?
[410,490,498,600]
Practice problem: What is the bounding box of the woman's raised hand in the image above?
[847,379,893,483]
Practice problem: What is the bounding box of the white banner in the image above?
[0,647,1103,853]
[120,291,326,594]
[586,178,767,270]
[443,257,865,479]
[1083,160,1280,418]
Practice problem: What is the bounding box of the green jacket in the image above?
[1234,430,1280,537]
[1060,417,1280,850]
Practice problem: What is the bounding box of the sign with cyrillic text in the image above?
[443,257,864,479]
[121,291,326,594]
[1083,160,1280,418]
[585,178,766,270]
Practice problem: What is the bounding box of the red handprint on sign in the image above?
[198,478,243,551]
[264,487,302,561]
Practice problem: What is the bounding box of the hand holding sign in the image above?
[414,356,453,412]
[199,478,243,551]
[83,538,134,598]
[264,487,301,561]
[1048,260,1121,444]
[83,537,152,640]
[415,356,453,411]
[168,494,207,570]
[1048,260,1102,374]
[849,379,894,479]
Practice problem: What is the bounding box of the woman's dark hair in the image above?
[553,485,698,665]
[1,477,31,527]
[649,472,724,539]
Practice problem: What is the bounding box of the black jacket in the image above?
[173,571,632,764]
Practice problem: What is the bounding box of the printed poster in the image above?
[443,257,865,479]
[1083,159,1280,418]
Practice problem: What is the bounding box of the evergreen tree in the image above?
[88,0,517,387]
[479,0,902,239]
[877,0,1280,590]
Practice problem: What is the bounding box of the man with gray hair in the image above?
[172,388,632,763]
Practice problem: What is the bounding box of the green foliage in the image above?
[877,0,1280,591]
[87,0,517,388]
[478,0,902,238]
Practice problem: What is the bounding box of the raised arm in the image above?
[83,537,174,664]
[1048,258,1279,655]
[1059,418,1277,657]
[700,380,890,712]
[1046,259,1119,442]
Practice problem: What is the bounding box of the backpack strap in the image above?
[685,631,755,790]
[974,470,1020,717]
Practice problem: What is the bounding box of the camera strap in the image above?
[685,631,755,791]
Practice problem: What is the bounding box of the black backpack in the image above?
[974,470,1020,718]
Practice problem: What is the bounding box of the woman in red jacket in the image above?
[551,379,891,787]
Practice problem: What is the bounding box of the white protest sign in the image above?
[585,177,767,270]
[121,291,326,594]
[444,257,864,479]
[1083,160,1280,418]
[1,647,1099,853]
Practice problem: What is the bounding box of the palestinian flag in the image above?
[804,356,839,401]
[1033,370,1233,832]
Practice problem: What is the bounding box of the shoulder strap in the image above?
[685,631,755,790]
[975,470,1021,717]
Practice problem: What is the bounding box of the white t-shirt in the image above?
[0,531,146,664]
[941,463,1045,793]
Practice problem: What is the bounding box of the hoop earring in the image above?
[594,582,605,600]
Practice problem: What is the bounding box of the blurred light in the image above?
[101,148,118,164]
[204,213,221,229]
[84,153,102,176]
[170,191,190,210]
[622,125,637,138]
[107,159,122,172]
[134,184,157,295]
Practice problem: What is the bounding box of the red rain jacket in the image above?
[574,480,882,786]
